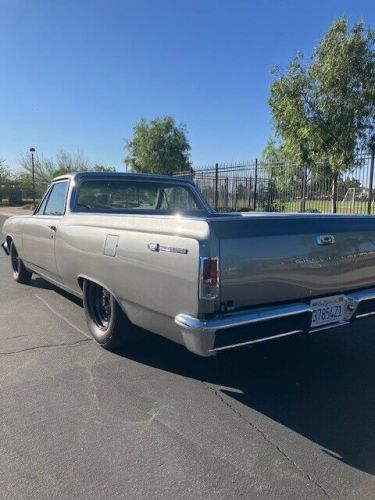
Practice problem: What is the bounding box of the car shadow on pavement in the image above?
[116,321,375,476]
[31,276,83,306]
[28,276,375,476]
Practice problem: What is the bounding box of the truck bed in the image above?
[210,212,375,309]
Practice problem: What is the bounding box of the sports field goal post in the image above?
[342,187,358,212]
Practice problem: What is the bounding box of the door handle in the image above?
[48,225,57,232]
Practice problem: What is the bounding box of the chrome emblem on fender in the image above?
[148,243,188,254]
[148,243,160,252]
[316,235,335,246]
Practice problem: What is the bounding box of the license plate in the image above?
[310,295,345,328]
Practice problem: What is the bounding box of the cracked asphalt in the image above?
[1,215,375,499]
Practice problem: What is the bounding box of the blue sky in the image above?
[1,0,374,170]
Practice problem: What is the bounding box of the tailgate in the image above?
[211,214,375,309]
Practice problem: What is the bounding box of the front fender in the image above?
[1,216,28,258]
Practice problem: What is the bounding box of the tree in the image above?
[19,151,115,195]
[262,138,289,163]
[13,171,34,194]
[124,116,191,174]
[92,163,116,172]
[0,159,11,203]
[0,159,10,183]
[51,151,91,177]
[268,17,375,212]
[262,138,311,205]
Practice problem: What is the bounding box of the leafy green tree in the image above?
[19,151,115,195]
[51,151,91,177]
[262,138,289,163]
[262,138,334,206]
[13,171,34,194]
[91,163,116,173]
[0,159,11,203]
[262,138,309,206]
[0,161,10,181]
[268,17,375,212]
[6,185,23,206]
[124,116,191,174]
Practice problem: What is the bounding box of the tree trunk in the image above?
[331,171,338,213]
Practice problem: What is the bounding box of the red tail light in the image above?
[199,257,219,299]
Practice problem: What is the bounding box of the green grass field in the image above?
[221,198,375,215]
[282,200,374,215]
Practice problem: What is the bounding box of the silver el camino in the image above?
[2,172,375,356]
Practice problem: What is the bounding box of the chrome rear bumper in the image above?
[175,287,375,356]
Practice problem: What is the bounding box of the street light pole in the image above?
[29,147,36,209]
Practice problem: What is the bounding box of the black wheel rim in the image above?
[11,245,20,274]
[91,284,112,330]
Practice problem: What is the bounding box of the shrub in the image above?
[7,186,23,206]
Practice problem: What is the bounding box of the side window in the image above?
[35,188,51,215]
[44,181,68,216]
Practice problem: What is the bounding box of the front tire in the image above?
[83,280,138,350]
[10,241,32,284]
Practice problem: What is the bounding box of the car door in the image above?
[22,180,69,282]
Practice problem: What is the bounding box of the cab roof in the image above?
[52,171,195,185]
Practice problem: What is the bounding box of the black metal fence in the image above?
[175,152,375,214]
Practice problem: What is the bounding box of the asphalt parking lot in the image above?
[1,213,375,499]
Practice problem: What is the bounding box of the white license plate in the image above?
[310,295,345,328]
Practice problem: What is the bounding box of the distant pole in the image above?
[29,147,36,209]
[215,163,219,210]
[368,152,375,215]
[248,176,252,209]
[253,158,258,211]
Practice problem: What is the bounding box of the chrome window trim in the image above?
[34,185,52,215]
[35,180,70,216]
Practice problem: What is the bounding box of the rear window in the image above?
[74,179,203,214]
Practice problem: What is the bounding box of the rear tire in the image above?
[10,241,32,284]
[82,280,138,350]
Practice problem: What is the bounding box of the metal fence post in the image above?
[367,152,375,215]
[234,176,238,210]
[215,163,219,210]
[248,177,252,209]
[253,158,258,211]
[300,164,307,212]
[191,152,373,215]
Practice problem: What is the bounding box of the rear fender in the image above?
[77,274,131,319]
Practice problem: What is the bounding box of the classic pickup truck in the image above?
[2,172,375,356]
